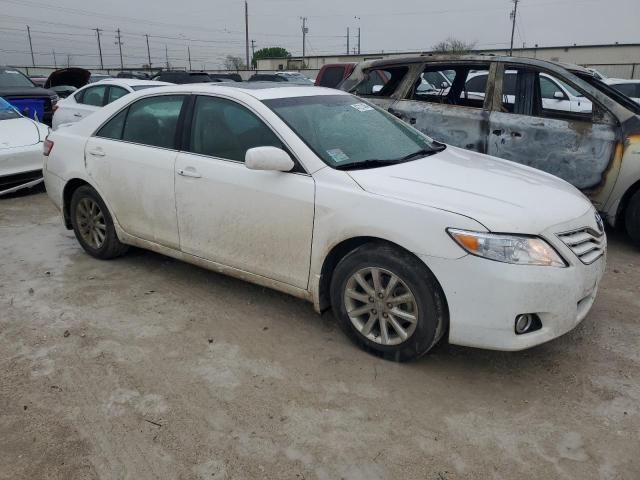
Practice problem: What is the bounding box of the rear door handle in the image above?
[87,149,105,157]
[177,167,201,178]
[492,129,503,136]
[388,108,402,118]
[511,131,522,138]
[73,113,83,118]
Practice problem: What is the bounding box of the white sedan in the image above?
[43,84,606,361]
[52,78,171,130]
[606,79,640,104]
[0,97,49,195]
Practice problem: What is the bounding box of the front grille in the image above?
[557,227,605,265]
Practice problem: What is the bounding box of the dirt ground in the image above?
[1,189,638,480]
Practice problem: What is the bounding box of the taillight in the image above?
[43,139,54,156]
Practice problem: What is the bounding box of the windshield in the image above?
[188,73,212,82]
[0,68,35,88]
[0,97,21,120]
[264,94,442,169]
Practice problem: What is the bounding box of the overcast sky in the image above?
[0,0,637,69]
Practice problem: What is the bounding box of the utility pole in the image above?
[52,50,57,68]
[509,0,519,56]
[145,34,152,69]
[358,27,361,54]
[165,44,169,69]
[187,46,192,70]
[346,27,350,55]
[250,39,256,69]
[94,28,104,70]
[115,28,124,69]
[244,1,250,69]
[301,17,308,61]
[26,25,35,67]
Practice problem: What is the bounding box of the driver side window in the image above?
[187,95,283,162]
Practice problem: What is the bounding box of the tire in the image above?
[330,243,447,362]
[625,190,640,246]
[70,185,128,259]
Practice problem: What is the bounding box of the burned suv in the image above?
[342,55,640,244]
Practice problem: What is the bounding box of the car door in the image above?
[174,94,315,289]
[389,63,493,153]
[487,66,618,207]
[85,94,187,248]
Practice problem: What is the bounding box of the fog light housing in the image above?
[514,314,541,335]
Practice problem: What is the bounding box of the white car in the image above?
[0,97,49,195]
[466,70,593,113]
[43,84,606,361]
[605,79,640,104]
[52,79,171,130]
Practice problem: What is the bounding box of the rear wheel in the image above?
[625,190,640,246]
[70,185,128,259]
[330,243,447,362]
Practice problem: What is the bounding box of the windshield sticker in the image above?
[327,148,350,163]
[350,103,374,112]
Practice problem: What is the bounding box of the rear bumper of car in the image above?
[420,241,606,351]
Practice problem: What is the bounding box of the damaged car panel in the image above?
[343,55,640,244]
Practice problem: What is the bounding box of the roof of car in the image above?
[145,82,345,100]
[357,54,593,76]
[92,78,173,88]
[606,79,640,85]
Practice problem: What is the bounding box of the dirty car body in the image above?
[342,55,640,240]
[43,84,606,360]
[0,97,49,195]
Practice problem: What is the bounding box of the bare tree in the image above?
[224,55,246,71]
[431,37,476,55]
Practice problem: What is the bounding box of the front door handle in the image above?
[73,113,83,118]
[511,131,522,138]
[492,129,503,136]
[177,167,201,178]
[87,149,105,157]
[388,108,402,118]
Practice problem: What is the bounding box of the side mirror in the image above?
[245,146,294,172]
[440,81,449,89]
[553,91,565,100]
[372,85,383,94]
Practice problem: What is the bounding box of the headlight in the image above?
[447,229,566,267]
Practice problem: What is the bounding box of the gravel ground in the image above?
[1,190,639,480]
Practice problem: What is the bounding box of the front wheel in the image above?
[330,244,447,362]
[70,185,128,259]
[625,190,640,246]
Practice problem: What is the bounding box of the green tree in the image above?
[252,47,291,68]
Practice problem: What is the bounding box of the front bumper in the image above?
[0,144,44,195]
[421,226,606,351]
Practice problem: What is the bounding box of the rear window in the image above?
[0,68,34,88]
[318,66,346,88]
[187,73,212,82]
[611,83,640,98]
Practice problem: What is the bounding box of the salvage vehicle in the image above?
[0,66,58,124]
[606,79,640,104]
[341,55,640,244]
[52,79,171,130]
[0,97,49,195]
[44,84,606,361]
[44,67,91,99]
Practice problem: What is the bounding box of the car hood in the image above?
[0,117,41,149]
[45,68,91,89]
[347,146,592,234]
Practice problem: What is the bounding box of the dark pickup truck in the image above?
[0,66,58,125]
